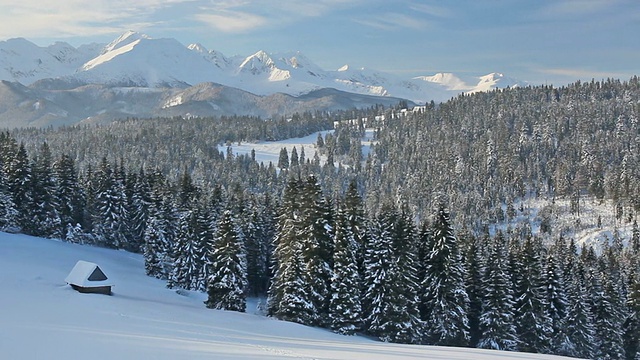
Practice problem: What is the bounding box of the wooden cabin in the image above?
[65,260,114,295]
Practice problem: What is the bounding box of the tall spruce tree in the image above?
[624,273,640,360]
[53,154,85,238]
[7,143,31,232]
[478,232,519,351]
[421,205,470,346]
[545,252,570,353]
[27,142,61,237]
[244,195,274,297]
[564,268,596,358]
[205,210,247,312]
[363,203,421,343]
[127,169,151,253]
[591,270,626,360]
[513,236,552,353]
[389,204,423,344]
[0,162,18,232]
[463,232,484,348]
[363,205,398,341]
[268,178,315,325]
[167,206,211,291]
[299,175,333,326]
[143,178,176,279]
[329,203,362,335]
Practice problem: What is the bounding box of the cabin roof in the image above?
[65,260,114,288]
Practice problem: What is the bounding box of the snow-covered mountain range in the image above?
[0,31,528,127]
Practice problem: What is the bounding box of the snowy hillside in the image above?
[414,72,528,93]
[0,31,527,103]
[73,31,227,87]
[0,38,100,84]
[0,232,579,360]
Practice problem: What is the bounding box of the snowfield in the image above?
[0,232,579,360]
[220,130,334,167]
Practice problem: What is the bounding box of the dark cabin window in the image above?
[88,267,108,281]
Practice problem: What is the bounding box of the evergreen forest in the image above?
[2,77,640,359]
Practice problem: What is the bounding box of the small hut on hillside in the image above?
[65,260,114,295]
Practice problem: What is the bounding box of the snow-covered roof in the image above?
[65,260,113,288]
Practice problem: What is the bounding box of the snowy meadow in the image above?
[0,232,580,360]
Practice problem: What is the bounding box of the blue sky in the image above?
[1,0,638,85]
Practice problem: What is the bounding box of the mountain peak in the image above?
[415,72,468,91]
[102,31,150,54]
[478,72,504,82]
[238,50,276,75]
[187,43,208,53]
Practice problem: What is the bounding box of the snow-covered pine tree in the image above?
[277,147,289,170]
[245,194,275,297]
[52,154,85,238]
[167,206,211,291]
[92,158,130,249]
[206,183,226,235]
[126,169,151,253]
[477,231,519,351]
[513,236,552,353]
[544,252,570,354]
[299,175,333,327]
[0,134,18,231]
[329,203,362,335]
[563,262,595,359]
[391,205,423,344]
[269,215,314,324]
[421,205,470,347]
[463,232,484,348]
[343,179,369,286]
[268,178,315,325]
[177,170,199,212]
[26,142,61,238]
[290,146,299,168]
[591,269,626,360]
[143,176,176,280]
[362,205,397,341]
[0,163,18,232]
[7,143,31,232]
[144,215,167,279]
[205,210,247,312]
[363,203,421,343]
[624,274,640,360]
[632,220,640,255]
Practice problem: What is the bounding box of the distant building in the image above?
[65,260,114,295]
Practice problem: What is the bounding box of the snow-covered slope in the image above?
[0,38,99,84]
[416,72,471,91]
[0,31,527,103]
[472,72,529,92]
[0,232,577,360]
[414,72,528,93]
[73,31,227,87]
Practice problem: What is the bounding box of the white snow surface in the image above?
[0,232,578,360]
[220,130,333,167]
